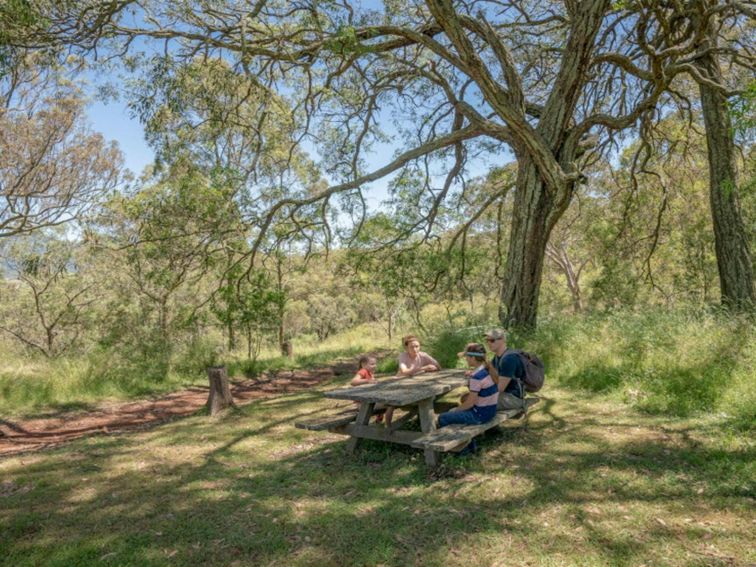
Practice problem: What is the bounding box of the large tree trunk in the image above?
[500,162,555,329]
[696,43,755,309]
[500,158,578,328]
[498,0,608,329]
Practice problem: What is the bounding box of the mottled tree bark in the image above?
[500,0,608,328]
[696,40,755,309]
[501,162,558,328]
[207,366,235,415]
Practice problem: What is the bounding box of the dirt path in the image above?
[0,362,355,457]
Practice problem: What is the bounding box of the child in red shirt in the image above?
[350,355,377,386]
[350,355,385,423]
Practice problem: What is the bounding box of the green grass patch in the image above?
[0,323,396,418]
[1,310,753,431]
[526,309,756,429]
[0,385,753,566]
[0,351,208,418]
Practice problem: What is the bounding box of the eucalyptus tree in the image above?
[587,115,729,309]
[211,264,283,357]
[0,231,96,357]
[688,0,754,308]
[127,56,326,350]
[0,53,123,238]
[20,0,752,327]
[104,163,244,339]
[545,195,595,314]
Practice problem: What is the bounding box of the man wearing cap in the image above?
[484,328,526,411]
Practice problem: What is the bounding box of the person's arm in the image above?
[421,353,441,372]
[455,390,478,411]
[491,355,517,391]
[485,358,502,388]
[397,353,416,377]
[350,371,373,386]
[398,362,421,376]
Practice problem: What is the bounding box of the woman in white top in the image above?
[397,335,441,377]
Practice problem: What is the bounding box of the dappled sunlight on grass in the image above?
[1,381,753,566]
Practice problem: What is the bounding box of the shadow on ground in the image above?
[1,386,752,566]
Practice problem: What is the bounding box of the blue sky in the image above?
[87,93,154,177]
[79,0,511,207]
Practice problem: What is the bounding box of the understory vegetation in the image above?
[2,309,753,434]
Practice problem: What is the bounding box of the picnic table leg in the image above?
[417,399,439,467]
[346,401,374,454]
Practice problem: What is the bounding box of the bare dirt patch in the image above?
[0,365,348,457]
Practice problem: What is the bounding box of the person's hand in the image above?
[464,370,473,377]
[422,364,437,372]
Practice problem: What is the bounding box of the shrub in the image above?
[426,326,487,369]
[531,309,755,421]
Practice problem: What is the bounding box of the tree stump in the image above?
[281,340,293,358]
[206,366,235,415]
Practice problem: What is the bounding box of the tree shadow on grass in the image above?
[1,390,753,566]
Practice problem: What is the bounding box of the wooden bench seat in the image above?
[411,398,540,452]
[295,406,385,431]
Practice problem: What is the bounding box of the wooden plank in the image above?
[337,423,423,445]
[294,410,357,431]
[388,407,417,432]
[411,407,529,452]
[324,370,467,406]
[411,429,471,452]
[417,398,439,467]
[346,401,374,453]
[294,405,386,431]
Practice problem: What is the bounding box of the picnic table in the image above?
[295,369,538,466]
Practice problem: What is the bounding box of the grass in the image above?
[0,323,395,418]
[2,308,754,434]
[1,309,754,565]
[523,309,756,431]
[0,353,206,418]
[1,382,753,566]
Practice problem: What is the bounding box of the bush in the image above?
[376,356,398,374]
[530,309,756,423]
[426,326,487,369]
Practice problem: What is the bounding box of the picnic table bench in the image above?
[295,369,538,466]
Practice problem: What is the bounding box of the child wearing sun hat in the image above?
[437,343,500,451]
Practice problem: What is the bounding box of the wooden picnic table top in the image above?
[324,369,468,406]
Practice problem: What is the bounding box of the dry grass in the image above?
[1,380,753,566]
